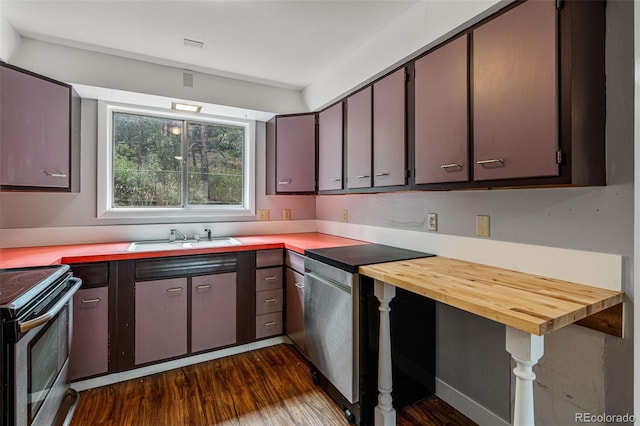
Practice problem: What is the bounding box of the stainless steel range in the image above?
[304,244,436,425]
[1,264,82,426]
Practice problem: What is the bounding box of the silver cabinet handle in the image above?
[44,170,68,178]
[264,297,278,303]
[440,163,463,169]
[278,179,292,185]
[374,172,390,177]
[295,282,305,289]
[81,298,102,304]
[477,159,504,166]
[329,178,342,182]
[356,175,370,179]
[196,284,211,290]
[264,321,277,327]
[166,287,183,293]
[20,278,82,333]
[264,276,277,281]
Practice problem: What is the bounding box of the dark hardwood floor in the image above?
[71,344,476,425]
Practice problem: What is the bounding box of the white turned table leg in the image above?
[374,280,396,426]
[505,327,544,426]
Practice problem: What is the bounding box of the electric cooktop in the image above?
[305,243,434,274]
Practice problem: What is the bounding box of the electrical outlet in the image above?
[283,209,291,220]
[427,213,438,231]
[258,209,270,221]
[343,210,348,223]
[476,215,490,237]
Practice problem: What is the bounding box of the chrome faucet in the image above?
[169,229,188,241]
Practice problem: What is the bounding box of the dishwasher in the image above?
[304,244,436,425]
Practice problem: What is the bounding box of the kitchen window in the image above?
[97,101,255,219]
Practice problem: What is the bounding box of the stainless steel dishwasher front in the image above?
[304,257,359,404]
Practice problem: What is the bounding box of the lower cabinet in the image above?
[285,250,305,352]
[70,287,109,380]
[135,278,188,365]
[191,273,237,353]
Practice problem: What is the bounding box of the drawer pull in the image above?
[264,297,278,303]
[166,287,183,293]
[295,282,305,289]
[440,163,463,170]
[81,298,101,304]
[196,284,211,290]
[278,179,292,185]
[264,321,277,327]
[356,175,370,179]
[44,170,68,178]
[374,172,390,177]
[329,178,342,182]
[477,158,505,166]
[264,276,277,281]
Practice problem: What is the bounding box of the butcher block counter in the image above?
[359,256,624,337]
[359,256,624,426]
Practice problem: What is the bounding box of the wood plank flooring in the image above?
[71,344,476,426]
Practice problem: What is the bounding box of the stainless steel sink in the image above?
[126,237,242,252]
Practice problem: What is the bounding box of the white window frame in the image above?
[97,101,255,219]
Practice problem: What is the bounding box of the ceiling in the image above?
[1,0,419,91]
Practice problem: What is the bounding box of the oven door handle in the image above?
[19,277,82,333]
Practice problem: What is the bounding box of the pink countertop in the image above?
[0,233,368,269]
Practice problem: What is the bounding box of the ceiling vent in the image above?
[183,38,204,49]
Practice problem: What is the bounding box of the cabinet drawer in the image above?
[256,267,283,292]
[70,262,109,288]
[285,250,305,274]
[256,249,283,268]
[256,312,283,339]
[256,289,283,315]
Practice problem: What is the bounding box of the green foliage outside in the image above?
[113,112,244,208]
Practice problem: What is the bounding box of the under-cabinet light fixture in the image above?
[172,101,202,113]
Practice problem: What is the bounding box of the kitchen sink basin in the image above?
[126,237,242,252]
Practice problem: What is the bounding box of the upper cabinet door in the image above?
[346,87,372,190]
[1,64,71,189]
[373,68,406,187]
[275,114,316,193]
[414,35,469,184]
[473,0,558,181]
[318,103,343,191]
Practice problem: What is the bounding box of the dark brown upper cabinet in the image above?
[473,0,558,181]
[346,87,373,190]
[414,35,469,185]
[1,62,80,192]
[373,68,407,188]
[266,113,317,194]
[318,102,344,192]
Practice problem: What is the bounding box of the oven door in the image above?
[12,277,81,426]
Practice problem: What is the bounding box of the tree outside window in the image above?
[112,112,244,208]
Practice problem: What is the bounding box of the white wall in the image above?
[0,14,21,61]
[8,39,307,115]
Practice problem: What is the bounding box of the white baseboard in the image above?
[436,378,511,426]
[72,336,289,392]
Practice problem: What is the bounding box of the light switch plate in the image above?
[283,209,291,220]
[476,215,490,237]
[427,213,438,231]
[343,210,348,223]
